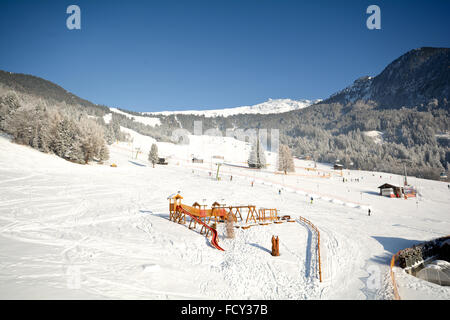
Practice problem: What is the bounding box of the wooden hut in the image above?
[378,183,402,198]
[158,157,168,165]
[192,158,203,163]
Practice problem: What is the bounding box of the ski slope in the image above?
[0,133,449,300]
[104,108,161,127]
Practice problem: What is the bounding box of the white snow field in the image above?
[144,98,321,117]
[0,132,449,300]
[104,108,161,127]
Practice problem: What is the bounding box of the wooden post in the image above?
[271,236,280,256]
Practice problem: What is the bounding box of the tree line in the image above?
[0,90,126,164]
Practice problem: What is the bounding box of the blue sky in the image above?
[0,0,449,112]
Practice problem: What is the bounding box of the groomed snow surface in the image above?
[0,131,449,300]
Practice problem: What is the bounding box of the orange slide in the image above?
[176,205,225,251]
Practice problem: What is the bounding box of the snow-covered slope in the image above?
[117,126,277,167]
[106,108,161,126]
[364,130,384,144]
[144,98,321,118]
[1,133,449,300]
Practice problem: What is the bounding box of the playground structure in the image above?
[167,193,323,283]
[168,194,292,250]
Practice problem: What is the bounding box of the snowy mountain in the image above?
[143,98,321,117]
[324,47,450,109]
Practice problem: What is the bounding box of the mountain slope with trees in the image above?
[0,47,448,179]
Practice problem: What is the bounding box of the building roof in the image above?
[167,193,183,200]
[378,183,401,189]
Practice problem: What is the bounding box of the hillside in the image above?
[0,70,109,117]
[0,47,449,180]
[324,47,450,109]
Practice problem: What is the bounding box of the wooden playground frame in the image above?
[169,194,284,232]
[168,194,323,283]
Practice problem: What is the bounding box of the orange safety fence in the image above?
[298,216,322,282]
[390,250,401,300]
[389,235,450,301]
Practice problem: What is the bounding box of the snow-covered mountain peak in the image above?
[144,98,321,118]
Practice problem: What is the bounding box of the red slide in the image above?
[176,205,225,251]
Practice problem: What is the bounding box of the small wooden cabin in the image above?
[158,157,168,165]
[333,163,343,170]
[192,158,203,163]
[377,183,416,198]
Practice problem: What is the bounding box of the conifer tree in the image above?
[248,135,266,169]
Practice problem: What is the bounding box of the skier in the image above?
[368,208,371,216]
[251,181,254,187]
[310,197,313,204]
[230,175,233,181]
[278,189,281,195]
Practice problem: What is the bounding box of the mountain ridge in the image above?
[324,47,449,109]
[143,98,322,117]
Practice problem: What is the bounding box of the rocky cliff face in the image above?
[325,47,450,110]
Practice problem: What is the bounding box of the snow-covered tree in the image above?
[148,143,159,167]
[0,92,21,130]
[4,103,52,153]
[98,143,110,163]
[248,136,266,169]
[51,116,84,163]
[78,117,107,164]
[278,144,295,174]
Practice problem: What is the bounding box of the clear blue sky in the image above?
[0,0,449,112]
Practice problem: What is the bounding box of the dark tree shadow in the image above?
[139,210,170,220]
[370,236,422,265]
[249,243,271,254]
[297,219,313,278]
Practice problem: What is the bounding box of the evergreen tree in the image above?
[98,143,110,163]
[148,143,159,167]
[248,135,266,168]
[52,117,84,163]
